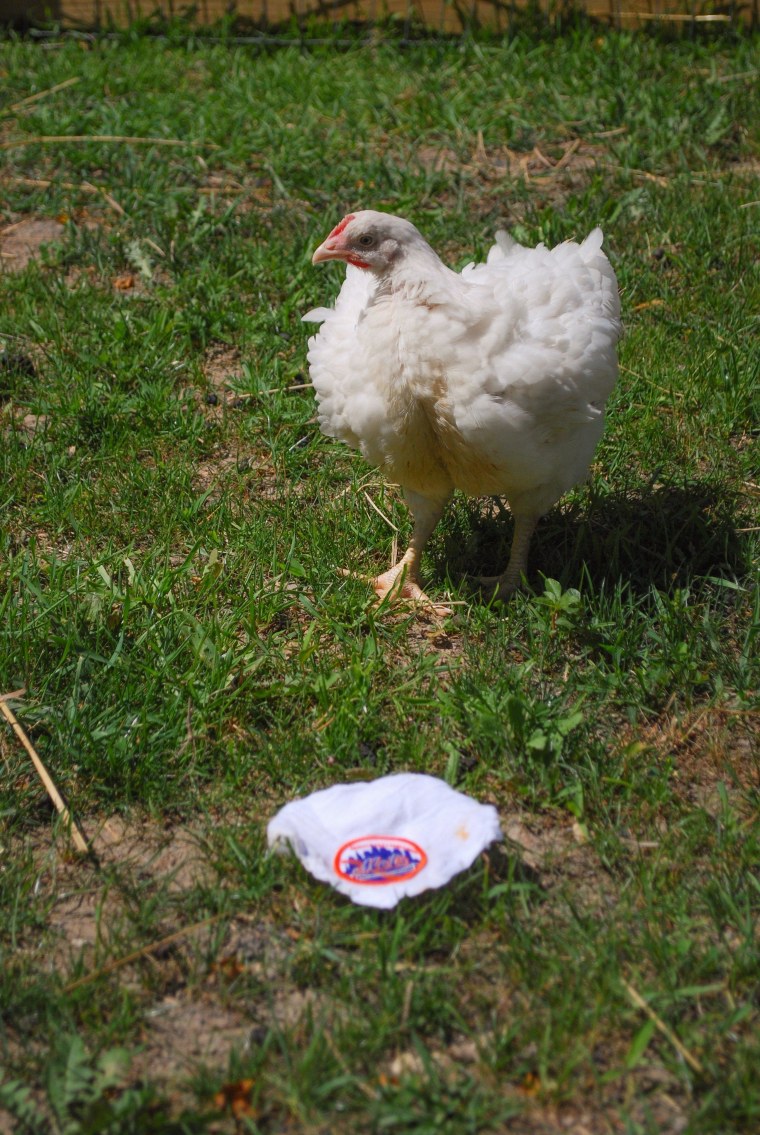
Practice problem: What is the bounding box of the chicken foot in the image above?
[342,490,453,617]
[473,512,538,601]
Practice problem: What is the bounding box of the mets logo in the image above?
[334,835,428,886]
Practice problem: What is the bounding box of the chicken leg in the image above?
[474,512,538,601]
[368,489,452,616]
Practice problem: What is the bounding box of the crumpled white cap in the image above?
[267,773,502,909]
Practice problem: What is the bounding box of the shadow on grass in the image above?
[383,848,545,929]
[442,479,749,597]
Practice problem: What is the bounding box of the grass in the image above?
[0,21,758,1135]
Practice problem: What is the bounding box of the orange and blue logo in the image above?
[334,836,427,886]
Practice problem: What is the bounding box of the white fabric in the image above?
[267,773,502,909]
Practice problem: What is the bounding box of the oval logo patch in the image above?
[334,835,428,886]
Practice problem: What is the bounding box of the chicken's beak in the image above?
[312,241,345,265]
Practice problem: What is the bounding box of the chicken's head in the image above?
[311,210,423,274]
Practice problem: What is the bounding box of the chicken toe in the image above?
[338,563,452,617]
[371,562,452,617]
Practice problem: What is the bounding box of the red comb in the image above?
[327,214,355,239]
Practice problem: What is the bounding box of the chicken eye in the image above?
[357,234,375,247]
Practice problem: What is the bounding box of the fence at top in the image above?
[5,0,757,31]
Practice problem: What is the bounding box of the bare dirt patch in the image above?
[12,808,320,1103]
[32,815,215,975]
[384,1015,690,1135]
[194,448,248,491]
[414,136,615,211]
[203,344,246,396]
[417,136,610,183]
[134,993,253,1088]
[129,914,334,1106]
[500,808,619,910]
[197,344,250,424]
[1,408,50,440]
[193,345,285,500]
[404,621,465,659]
[90,814,214,890]
[193,446,281,506]
[0,216,66,273]
[620,706,759,816]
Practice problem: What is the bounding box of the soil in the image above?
[0,217,66,273]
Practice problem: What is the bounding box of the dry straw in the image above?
[0,690,90,855]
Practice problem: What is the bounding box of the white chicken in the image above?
[304,210,620,614]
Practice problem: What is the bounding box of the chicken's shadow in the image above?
[440,480,749,597]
